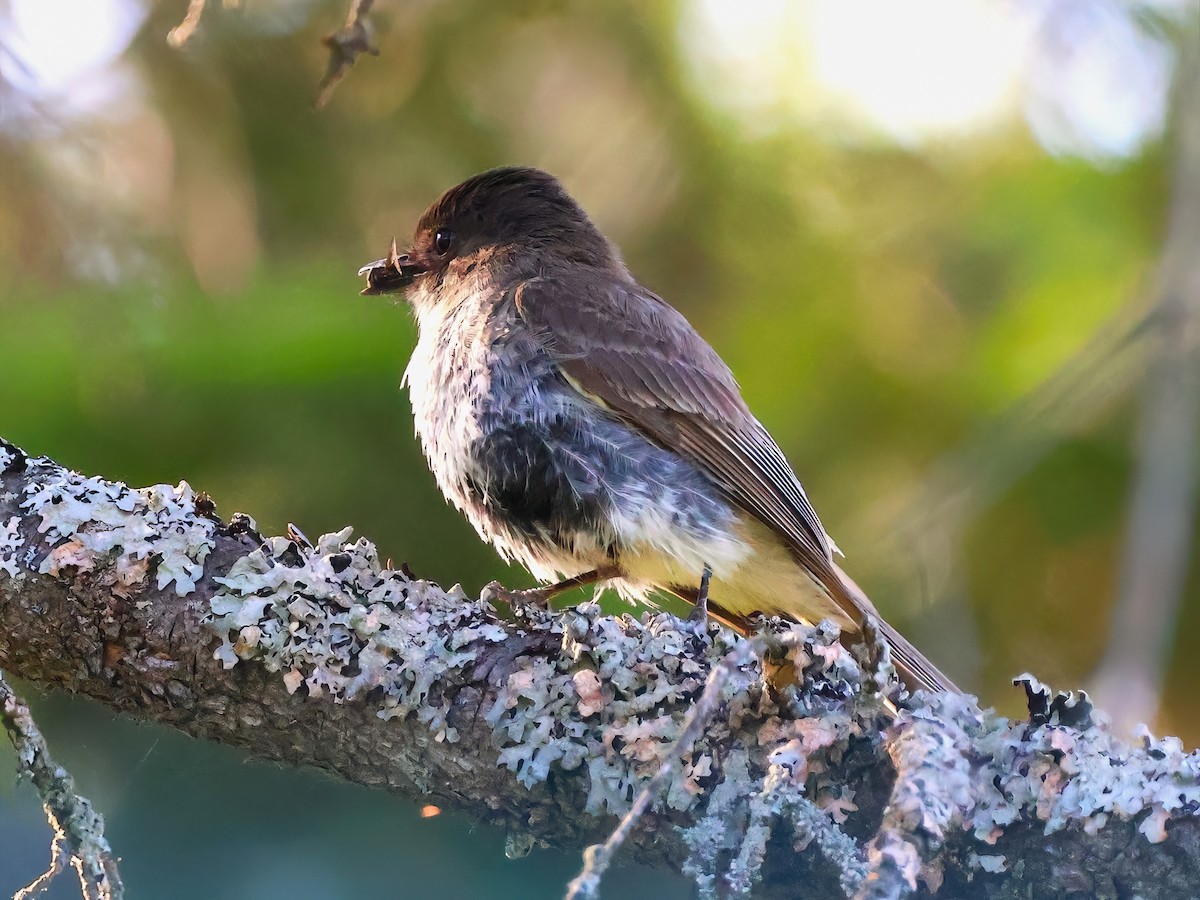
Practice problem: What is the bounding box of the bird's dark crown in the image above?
[360,167,622,298]
[419,167,617,268]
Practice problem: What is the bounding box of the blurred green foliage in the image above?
[0,1,1196,897]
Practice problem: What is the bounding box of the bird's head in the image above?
[359,167,623,306]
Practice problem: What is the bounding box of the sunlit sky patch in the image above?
[680,0,1188,160]
[806,0,1029,144]
[0,0,145,118]
[0,0,1191,162]
[1024,2,1175,160]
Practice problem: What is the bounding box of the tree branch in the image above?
[166,0,209,49]
[1,437,1199,898]
[0,671,123,900]
[315,0,380,109]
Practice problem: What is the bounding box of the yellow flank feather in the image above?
[614,513,856,632]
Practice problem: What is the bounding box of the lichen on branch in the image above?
[2,436,1200,899]
[0,671,123,900]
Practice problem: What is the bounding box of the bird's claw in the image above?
[286,522,313,549]
[686,564,713,624]
[481,581,553,613]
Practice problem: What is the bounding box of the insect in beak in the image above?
[359,237,425,295]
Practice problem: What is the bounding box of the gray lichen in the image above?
[1,671,123,899]
[489,606,747,809]
[208,528,508,737]
[0,443,16,476]
[861,679,1200,895]
[864,693,978,895]
[16,452,214,596]
[202,523,1200,896]
[0,514,23,580]
[199,517,883,896]
[5,442,1200,899]
[965,676,1200,845]
[484,609,889,897]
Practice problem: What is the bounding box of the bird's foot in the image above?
[286,522,313,549]
[686,564,714,625]
[481,581,555,614]
[482,568,618,616]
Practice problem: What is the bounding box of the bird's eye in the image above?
[434,229,455,256]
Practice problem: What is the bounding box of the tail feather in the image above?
[669,573,961,695]
[831,562,960,695]
[874,616,960,695]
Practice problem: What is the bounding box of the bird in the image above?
[359,166,958,695]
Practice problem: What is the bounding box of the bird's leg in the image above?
[686,564,714,624]
[668,577,750,633]
[484,564,621,612]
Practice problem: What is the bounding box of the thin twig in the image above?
[166,0,207,48]
[0,672,124,900]
[564,638,764,900]
[3,442,1200,895]
[315,0,380,109]
[12,841,67,900]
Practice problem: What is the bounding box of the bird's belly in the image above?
[414,358,746,584]
[466,406,745,580]
[405,305,842,623]
[618,515,855,630]
[413,361,849,628]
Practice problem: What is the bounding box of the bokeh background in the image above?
[1,1,1198,897]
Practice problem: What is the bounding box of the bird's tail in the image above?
[872,615,960,695]
[831,562,960,695]
[677,582,960,696]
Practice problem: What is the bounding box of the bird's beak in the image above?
[359,237,424,295]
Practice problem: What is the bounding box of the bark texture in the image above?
[1,437,1199,899]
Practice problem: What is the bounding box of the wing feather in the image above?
[513,274,960,694]
[513,276,843,599]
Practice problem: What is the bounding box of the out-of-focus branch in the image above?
[0,672,123,900]
[166,0,208,48]
[1093,38,1200,731]
[2,438,1200,899]
[165,0,377,108]
[315,0,380,109]
[869,302,1151,600]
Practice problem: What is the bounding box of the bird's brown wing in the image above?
[513,275,959,695]
[512,276,843,600]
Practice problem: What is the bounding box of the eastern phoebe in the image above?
[360,167,957,694]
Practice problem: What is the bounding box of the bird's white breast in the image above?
[403,296,491,520]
